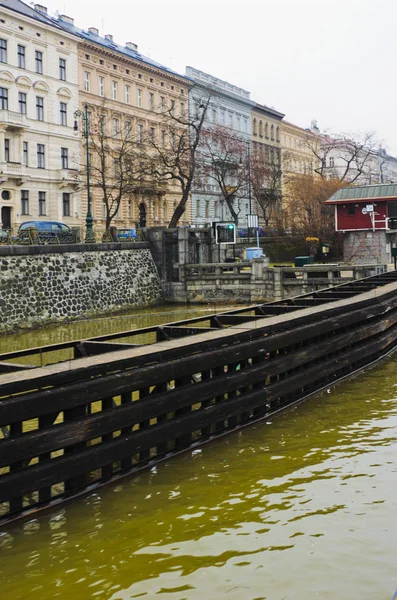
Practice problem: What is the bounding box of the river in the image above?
[0,305,397,599]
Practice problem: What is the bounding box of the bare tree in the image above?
[304,130,379,184]
[83,105,149,230]
[250,146,282,228]
[148,90,211,228]
[201,125,248,224]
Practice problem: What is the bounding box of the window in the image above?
[38,191,46,215]
[125,120,131,139]
[220,111,225,125]
[228,113,233,127]
[35,50,43,74]
[212,109,217,123]
[18,92,27,114]
[271,124,275,140]
[180,102,185,117]
[21,190,29,215]
[265,123,269,139]
[138,123,143,143]
[276,126,280,142]
[98,76,104,97]
[62,193,70,217]
[253,118,257,135]
[259,120,263,137]
[137,89,142,107]
[36,96,44,121]
[0,87,8,109]
[125,85,130,104]
[23,141,28,166]
[149,127,155,142]
[160,96,165,111]
[0,39,6,63]
[4,138,9,162]
[149,93,154,110]
[60,102,67,125]
[37,144,45,168]
[161,130,166,147]
[17,45,25,69]
[112,118,119,138]
[112,81,117,100]
[84,71,90,92]
[59,58,66,81]
[170,99,175,113]
[236,116,240,130]
[347,204,356,215]
[329,157,335,167]
[61,147,68,169]
[113,158,119,178]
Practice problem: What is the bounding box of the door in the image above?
[1,206,11,230]
[139,203,147,228]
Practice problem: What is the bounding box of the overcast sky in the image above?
[43,0,396,153]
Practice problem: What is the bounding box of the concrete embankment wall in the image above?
[0,243,162,331]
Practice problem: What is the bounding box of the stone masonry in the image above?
[0,245,162,332]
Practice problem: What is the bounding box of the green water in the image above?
[1,329,397,599]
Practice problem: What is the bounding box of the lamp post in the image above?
[74,102,95,243]
[246,138,252,216]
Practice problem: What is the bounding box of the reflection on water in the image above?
[1,352,397,599]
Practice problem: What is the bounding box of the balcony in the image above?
[0,110,28,130]
[132,179,168,196]
[58,168,80,190]
[0,162,26,185]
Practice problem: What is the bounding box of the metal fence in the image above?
[0,227,144,246]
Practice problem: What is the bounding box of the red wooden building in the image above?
[325,184,397,264]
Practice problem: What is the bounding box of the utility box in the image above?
[245,247,264,260]
[295,256,314,267]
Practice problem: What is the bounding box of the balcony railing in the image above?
[0,110,26,128]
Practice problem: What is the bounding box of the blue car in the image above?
[116,228,137,241]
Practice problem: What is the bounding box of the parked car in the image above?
[17,221,73,244]
[18,221,71,234]
[116,228,137,241]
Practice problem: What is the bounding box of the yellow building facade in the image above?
[57,18,190,233]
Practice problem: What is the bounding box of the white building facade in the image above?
[186,66,254,227]
[0,0,81,231]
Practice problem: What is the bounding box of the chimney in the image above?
[125,42,138,51]
[88,27,99,36]
[58,14,74,25]
[104,34,113,41]
[34,4,47,13]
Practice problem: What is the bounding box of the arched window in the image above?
[265,122,269,139]
[163,201,167,221]
[259,120,263,137]
[271,124,275,141]
[276,126,280,142]
[253,118,257,135]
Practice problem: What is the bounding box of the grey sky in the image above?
[44,0,396,153]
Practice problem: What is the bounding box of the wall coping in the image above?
[0,242,150,256]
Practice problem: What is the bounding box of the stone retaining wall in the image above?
[0,244,162,331]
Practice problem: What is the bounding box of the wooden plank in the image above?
[74,341,141,356]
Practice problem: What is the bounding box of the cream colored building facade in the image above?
[0,1,81,232]
[56,16,191,232]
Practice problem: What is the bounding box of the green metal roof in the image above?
[326,184,397,203]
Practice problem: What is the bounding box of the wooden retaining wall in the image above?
[1,281,397,524]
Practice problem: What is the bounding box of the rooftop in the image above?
[326,183,397,204]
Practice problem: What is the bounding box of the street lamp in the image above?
[74,102,95,243]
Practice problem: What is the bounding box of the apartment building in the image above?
[186,66,254,227]
[56,16,191,230]
[0,0,81,231]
